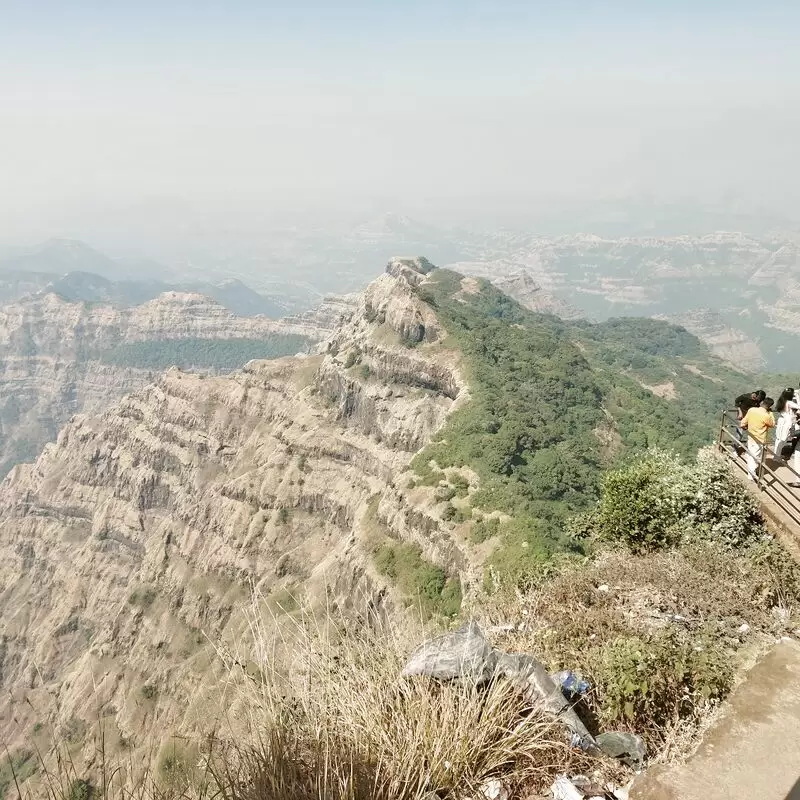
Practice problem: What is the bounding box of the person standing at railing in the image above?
[732,389,766,454]
[741,397,775,482]
[773,387,799,460]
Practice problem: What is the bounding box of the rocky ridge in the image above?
[0,257,471,756]
[0,290,344,476]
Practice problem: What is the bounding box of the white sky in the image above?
[2,1,799,248]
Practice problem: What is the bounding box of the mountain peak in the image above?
[385,256,437,286]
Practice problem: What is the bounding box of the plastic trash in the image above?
[401,620,497,683]
[552,669,591,698]
[570,775,609,798]
[402,624,599,753]
[551,775,583,800]
[478,778,508,800]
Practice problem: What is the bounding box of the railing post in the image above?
[719,410,726,454]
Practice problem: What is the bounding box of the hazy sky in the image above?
[2,0,800,247]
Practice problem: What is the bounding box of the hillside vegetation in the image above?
[94,335,311,372]
[411,270,745,581]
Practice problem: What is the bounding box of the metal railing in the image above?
[717,409,800,528]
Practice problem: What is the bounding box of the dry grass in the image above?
[208,602,586,800]
[472,538,800,760]
[12,599,595,800]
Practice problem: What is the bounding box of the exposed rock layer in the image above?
[0,291,347,475]
[0,259,468,756]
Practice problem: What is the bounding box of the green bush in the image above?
[68,778,93,800]
[373,543,461,617]
[595,454,680,552]
[470,516,500,544]
[689,447,765,547]
[436,485,456,502]
[129,587,157,608]
[441,503,457,521]
[596,628,732,731]
[591,448,765,553]
[449,473,470,497]
[141,684,157,700]
[344,349,360,369]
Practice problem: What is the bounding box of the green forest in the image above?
[412,270,746,581]
[94,335,311,372]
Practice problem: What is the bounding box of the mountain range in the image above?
[0,269,351,478]
[0,257,752,776]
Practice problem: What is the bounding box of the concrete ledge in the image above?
[631,639,800,800]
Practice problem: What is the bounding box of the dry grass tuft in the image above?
[209,601,585,799]
[16,598,596,799]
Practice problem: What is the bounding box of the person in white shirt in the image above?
[774,387,800,460]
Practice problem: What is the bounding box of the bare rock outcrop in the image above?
[0,290,346,476]
[0,258,469,757]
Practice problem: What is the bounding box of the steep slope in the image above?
[0,291,336,476]
[0,257,749,768]
[657,309,767,372]
[0,257,465,757]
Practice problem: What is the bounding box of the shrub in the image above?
[129,587,157,608]
[141,684,157,700]
[277,508,290,525]
[435,485,456,502]
[344,349,360,369]
[594,454,681,552]
[450,473,470,497]
[689,447,765,547]
[596,628,732,733]
[591,448,765,553]
[470,516,500,544]
[68,778,93,800]
[373,543,460,617]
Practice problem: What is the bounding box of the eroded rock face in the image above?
[0,291,345,476]
[0,259,469,757]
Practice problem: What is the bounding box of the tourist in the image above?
[773,387,799,459]
[740,397,775,482]
[732,389,766,453]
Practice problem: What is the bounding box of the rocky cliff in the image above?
[657,309,767,372]
[0,291,340,476]
[0,258,469,757]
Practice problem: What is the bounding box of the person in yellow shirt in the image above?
[741,397,775,482]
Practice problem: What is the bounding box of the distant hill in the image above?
[0,240,290,318]
[43,271,287,318]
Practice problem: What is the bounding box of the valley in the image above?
[0,256,792,798]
